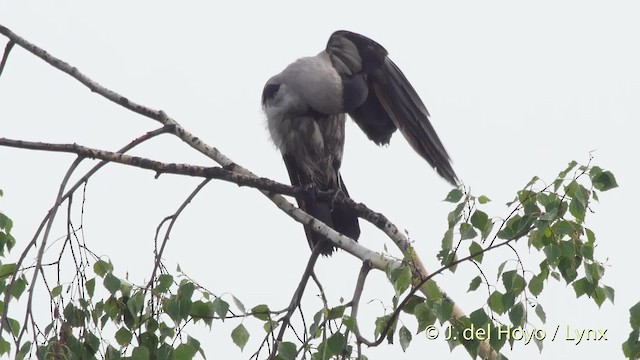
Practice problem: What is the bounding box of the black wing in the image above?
[327,30,459,186]
[367,57,459,186]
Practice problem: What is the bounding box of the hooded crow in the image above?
[262,30,459,255]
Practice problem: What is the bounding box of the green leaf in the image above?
[581,243,594,260]
[399,326,412,352]
[602,285,615,304]
[175,343,197,360]
[468,241,483,263]
[213,298,230,320]
[518,189,537,205]
[401,296,427,315]
[591,170,618,191]
[441,228,453,251]
[488,291,504,314]
[502,270,525,295]
[444,189,463,203]
[342,315,355,331]
[127,291,145,317]
[554,220,576,236]
[535,304,546,323]
[11,276,27,299]
[414,303,436,333]
[459,223,478,240]
[326,332,345,355]
[191,300,214,322]
[528,274,544,296]
[569,198,586,223]
[0,212,13,233]
[16,341,31,360]
[572,277,595,298]
[543,244,561,265]
[155,274,173,293]
[177,281,195,299]
[623,328,640,359]
[115,327,133,346]
[584,262,604,284]
[327,305,345,320]
[103,273,121,295]
[502,291,515,310]
[497,215,525,240]
[593,286,606,307]
[539,207,558,222]
[509,303,525,327]
[524,175,540,188]
[467,276,482,292]
[489,324,508,353]
[131,346,150,360]
[470,210,488,230]
[231,324,250,351]
[278,341,297,360]
[84,332,100,356]
[5,318,19,337]
[251,304,270,321]
[496,261,507,281]
[434,299,454,324]
[51,284,63,298]
[374,314,394,341]
[447,202,465,228]
[565,180,589,207]
[93,260,113,277]
[164,298,180,323]
[0,263,16,279]
[263,319,278,333]
[393,266,412,295]
[469,308,490,327]
[630,301,640,329]
[585,227,596,243]
[85,278,95,298]
[232,296,246,314]
[558,160,578,179]
[63,303,85,327]
[0,338,9,356]
[478,195,491,204]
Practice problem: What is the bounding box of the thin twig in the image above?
[269,242,325,360]
[17,156,83,345]
[0,127,169,337]
[350,261,373,345]
[0,39,14,77]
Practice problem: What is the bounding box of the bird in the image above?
[261,30,459,255]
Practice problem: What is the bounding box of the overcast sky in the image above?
[1,1,639,359]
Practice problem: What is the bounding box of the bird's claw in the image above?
[301,183,320,202]
[329,188,347,209]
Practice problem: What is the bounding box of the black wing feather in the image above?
[332,30,460,186]
[371,58,459,185]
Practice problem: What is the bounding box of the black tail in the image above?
[284,157,360,255]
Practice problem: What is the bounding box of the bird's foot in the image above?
[300,183,320,203]
[329,188,347,209]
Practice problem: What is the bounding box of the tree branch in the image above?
[269,242,324,360]
[0,127,168,339]
[0,39,14,77]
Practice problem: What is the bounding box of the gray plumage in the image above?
[262,30,459,255]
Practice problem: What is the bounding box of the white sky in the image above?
[1,1,639,359]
